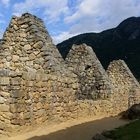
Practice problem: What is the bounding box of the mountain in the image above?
[57,17,140,81]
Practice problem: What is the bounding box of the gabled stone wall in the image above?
[107,60,140,107]
[0,13,79,135]
[65,44,113,99]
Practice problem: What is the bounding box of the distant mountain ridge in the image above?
[57,17,140,81]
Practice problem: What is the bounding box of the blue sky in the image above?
[0,0,140,44]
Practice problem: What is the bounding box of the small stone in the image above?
[0,104,9,112]
[35,81,43,88]
[0,96,5,104]
[33,41,43,49]
[13,25,18,30]
[0,69,10,76]
[24,44,31,51]
[6,56,12,61]
[23,71,36,80]
[21,24,28,29]
[20,32,27,38]
[20,57,29,61]
[0,77,10,85]
[12,55,19,62]
[26,61,33,66]
[33,51,40,56]
[10,104,16,113]
[11,90,25,98]
[0,92,10,98]
[17,50,22,55]
[29,53,36,60]
[5,62,10,67]
[24,112,31,119]
[11,78,21,85]
[0,63,4,68]
[72,83,79,89]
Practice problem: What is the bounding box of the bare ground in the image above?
[2,116,129,140]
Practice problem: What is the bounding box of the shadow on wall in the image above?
[27,117,129,140]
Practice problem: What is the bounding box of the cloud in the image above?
[52,31,79,44]
[0,0,10,7]
[65,0,101,23]
[1,0,140,44]
[0,30,3,39]
[13,0,69,23]
[65,0,140,35]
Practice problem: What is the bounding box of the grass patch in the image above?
[104,120,140,140]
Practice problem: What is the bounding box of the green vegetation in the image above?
[105,120,140,140]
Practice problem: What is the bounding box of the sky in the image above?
[0,0,140,44]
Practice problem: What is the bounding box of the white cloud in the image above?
[0,30,3,39]
[13,0,69,23]
[4,0,140,44]
[65,0,140,35]
[52,31,79,44]
[0,0,10,7]
[65,0,101,23]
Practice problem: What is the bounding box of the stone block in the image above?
[0,96,5,104]
[24,44,31,50]
[0,69,10,76]
[0,104,9,112]
[10,104,17,113]
[20,32,26,38]
[24,112,31,119]
[29,53,36,60]
[0,92,10,98]
[11,78,21,85]
[11,90,25,98]
[13,25,18,30]
[0,77,10,85]
[12,55,19,62]
[26,61,33,66]
[33,41,43,49]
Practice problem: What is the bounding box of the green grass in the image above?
[105,120,140,140]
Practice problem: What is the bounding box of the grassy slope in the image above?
[106,120,140,140]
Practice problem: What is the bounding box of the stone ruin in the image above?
[0,13,139,136]
[107,60,140,107]
[66,44,113,99]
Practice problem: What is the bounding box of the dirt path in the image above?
[3,116,129,140]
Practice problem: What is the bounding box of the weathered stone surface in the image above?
[0,77,10,85]
[12,55,19,62]
[24,44,31,51]
[0,92,10,98]
[0,69,10,76]
[107,60,140,106]
[0,96,5,104]
[66,44,113,99]
[0,104,9,112]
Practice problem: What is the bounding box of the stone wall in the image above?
[0,13,79,135]
[65,44,113,99]
[107,60,140,107]
[0,13,140,136]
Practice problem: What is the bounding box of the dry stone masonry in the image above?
[0,13,139,136]
[66,44,113,99]
[107,60,140,107]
